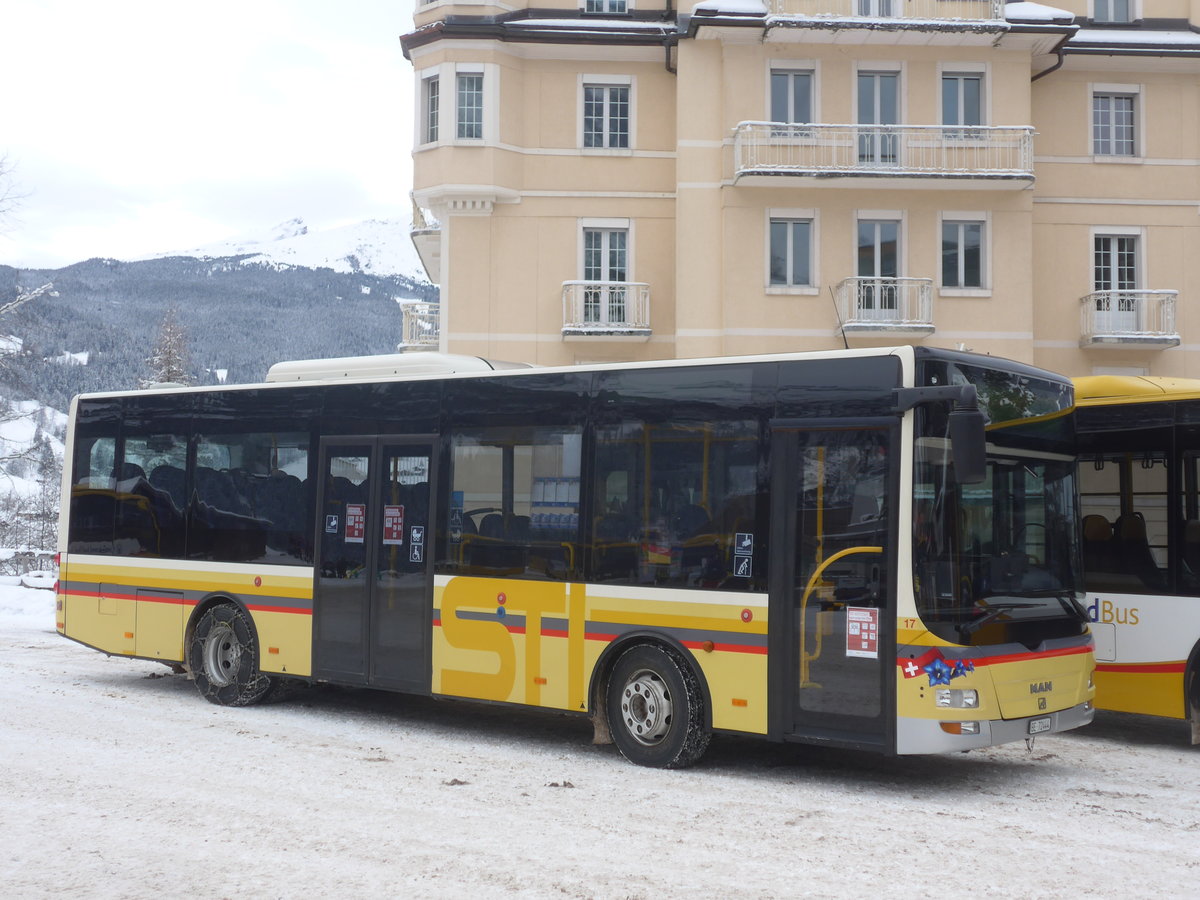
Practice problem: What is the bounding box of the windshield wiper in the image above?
[957,601,1041,639]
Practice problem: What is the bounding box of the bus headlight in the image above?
[935,688,978,708]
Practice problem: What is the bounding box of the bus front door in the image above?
[313,437,436,692]
[769,423,896,751]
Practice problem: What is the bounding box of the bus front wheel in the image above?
[607,644,710,768]
[188,603,274,707]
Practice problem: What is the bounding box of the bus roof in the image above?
[1074,374,1200,406]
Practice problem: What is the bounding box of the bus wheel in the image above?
[607,644,710,768]
[188,604,274,707]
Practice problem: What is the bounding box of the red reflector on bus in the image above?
[534,676,547,685]
[268,647,280,655]
[124,632,134,639]
[732,698,748,707]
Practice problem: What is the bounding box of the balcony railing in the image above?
[1080,291,1180,348]
[835,277,934,333]
[410,198,442,285]
[766,0,1004,20]
[734,123,1034,181]
[562,281,651,337]
[399,301,440,348]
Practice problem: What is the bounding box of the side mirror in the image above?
[949,405,987,484]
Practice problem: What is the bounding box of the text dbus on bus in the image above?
[1074,375,1200,742]
[56,346,1095,767]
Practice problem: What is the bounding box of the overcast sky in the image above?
[1,0,417,269]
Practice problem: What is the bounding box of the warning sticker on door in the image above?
[383,505,405,546]
[345,504,366,544]
[846,607,879,659]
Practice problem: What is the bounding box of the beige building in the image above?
[400,0,1200,378]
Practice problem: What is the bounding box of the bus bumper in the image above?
[895,701,1094,754]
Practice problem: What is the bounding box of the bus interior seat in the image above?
[1081,514,1112,570]
[1113,512,1164,589]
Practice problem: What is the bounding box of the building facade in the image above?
[401,0,1200,377]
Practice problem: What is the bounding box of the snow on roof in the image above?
[694,0,768,14]
[1004,2,1073,22]
[506,18,675,31]
[1071,27,1200,46]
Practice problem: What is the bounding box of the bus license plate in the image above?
[1028,717,1052,735]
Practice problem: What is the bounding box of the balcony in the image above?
[398,301,440,349]
[1080,291,1180,349]
[410,199,441,285]
[562,281,651,340]
[835,278,934,335]
[766,0,1004,20]
[733,123,1034,189]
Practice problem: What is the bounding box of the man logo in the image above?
[1029,681,1053,694]
[1038,697,1047,711]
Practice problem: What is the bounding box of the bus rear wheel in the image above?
[607,644,709,768]
[188,603,274,707]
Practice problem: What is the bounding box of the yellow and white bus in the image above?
[56,347,1095,767]
[1074,375,1200,742]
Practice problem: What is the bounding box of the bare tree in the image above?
[142,307,194,386]
[0,153,25,228]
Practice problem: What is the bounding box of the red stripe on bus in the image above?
[972,644,1094,668]
[681,640,768,655]
[245,603,312,616]
[1094,661,1186,674]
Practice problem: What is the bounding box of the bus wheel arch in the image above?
[185,596,274,707]
[591,636,712,768]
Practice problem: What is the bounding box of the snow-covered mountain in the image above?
[154,217,430,282]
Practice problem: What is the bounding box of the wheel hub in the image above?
[620,669,673,746]
[203,621,241,687]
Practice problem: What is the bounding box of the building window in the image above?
[422,75,439,144]
[585,0,627,11]
[1094,233,1140,332]
[583,84,630,149]
[769,219,813,287]
[770,70,813,125]
[456,73,483,140]
[583,228,628,323]
[856,0,895,15]
[1095,235,1137,292]
[1093,92,1136,156]
[1093,0,1133,23]
[942,73,982,133]
[942,221,984,288]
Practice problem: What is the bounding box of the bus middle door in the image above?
[769,421,897,751]
[313,436,436,692]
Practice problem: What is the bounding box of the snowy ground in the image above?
[2,581,1196,899]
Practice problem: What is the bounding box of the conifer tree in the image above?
[142,308,193,386]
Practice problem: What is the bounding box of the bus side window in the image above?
[445,427,582,581]
[67,436,119,554]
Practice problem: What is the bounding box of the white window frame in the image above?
[1090,0,1139,23]
[1090,83,1142,161]
[855,210,905,277]
[767,60,819,125]
[766,208,819,294]
[1090,225,1145,291]
[582,0,631,13]
[853,62,905,125]
[579,74,635,153]
[937,62,989,131]
[578,217,634,282]
[419,72,440,146]
[414,62,499,148]
[939,211,991,297]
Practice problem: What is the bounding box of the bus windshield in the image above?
[912,358,1088,647]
